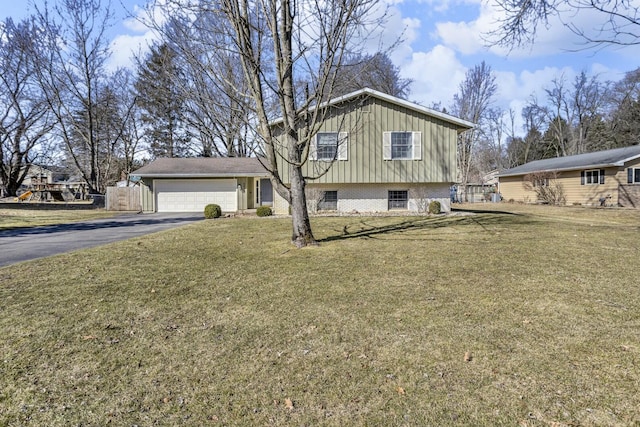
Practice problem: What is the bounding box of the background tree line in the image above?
[449,65,640,195]
[2,0,640,211]
[0,0,408,199]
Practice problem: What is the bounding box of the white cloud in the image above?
[108,32,157,70]
[433,0,640,59]
[105,2,163,71]
[401,45,467,106]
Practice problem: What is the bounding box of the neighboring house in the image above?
[498,145,640,207]
[131,88,474,214]
[20,165,54,188]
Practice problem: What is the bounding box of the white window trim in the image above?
[583,169,602,185]
[383,131,422,160]
[388,190,409,210]
[310,132,348,161]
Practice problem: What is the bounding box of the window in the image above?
[318,191,338,211]
[391,132,412,159]
[383,131,422,160]
[628,168,640,184]
[311,132,348,161]
[533,178,549,187]
[388,190,408,210]
[581,169,605,185]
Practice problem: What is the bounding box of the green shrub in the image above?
[428,200,441,214]
[256,206,273,217]
[204,204,222,219]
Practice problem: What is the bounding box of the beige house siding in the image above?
[275,96,459,185]
[500,159,640,206]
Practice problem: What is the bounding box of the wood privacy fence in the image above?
[106,187,141,211]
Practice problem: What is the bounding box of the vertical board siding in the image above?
[140,180,154,212]
[276,96,461,184]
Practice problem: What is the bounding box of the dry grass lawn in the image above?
[1,204,639,425]
[0,208,117,230]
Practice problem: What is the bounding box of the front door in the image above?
[260,178,273,206]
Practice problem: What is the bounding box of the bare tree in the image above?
[35,0,115,194]
[525,72,607,158]
[159,11,258,157]
[329,52,412,99]
[572,71,608,153]
[0,17,54,197]
[523,171,566,205]
[187,0,381,247]
[605,67,640,148]
[451,61,497,201]
[110,68,146,185]
[491,0,640,48]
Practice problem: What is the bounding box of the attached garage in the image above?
[131,157,272,213]
[155,179,237,212]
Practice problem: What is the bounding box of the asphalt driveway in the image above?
[0,213,202,268]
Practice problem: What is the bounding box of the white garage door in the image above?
[156,179,237,212]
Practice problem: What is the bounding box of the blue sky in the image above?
[2,0,637,135]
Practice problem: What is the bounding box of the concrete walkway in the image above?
[0,213,202,268]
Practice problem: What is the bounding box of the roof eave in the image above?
[499,162,621,177]
[269,88,476,130]
[131,173,269,178]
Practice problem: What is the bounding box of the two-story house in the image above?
[131,88,474,214]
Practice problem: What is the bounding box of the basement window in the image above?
[318,191,338,211]
[388,190,408,210]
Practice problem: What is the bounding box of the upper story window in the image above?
[310,132,348,161]
[383,131,422,160]
[627,168,640,184]
[581,169,604,185]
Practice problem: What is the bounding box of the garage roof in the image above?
[131,157,269,178]
[499,145,640,177]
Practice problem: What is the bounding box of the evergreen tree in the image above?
[135,43,190,158]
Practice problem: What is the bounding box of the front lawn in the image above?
[1,205,639,425]
[0,208,117,230]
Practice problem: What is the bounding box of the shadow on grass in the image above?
[452,206,523,216]
[318,212,530,243]
[0,214,202,238]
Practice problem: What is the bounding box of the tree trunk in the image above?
[289,157,316,248]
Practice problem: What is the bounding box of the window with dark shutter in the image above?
[599,169,605,184]
[581,171,585,185]
[629,168,634,184]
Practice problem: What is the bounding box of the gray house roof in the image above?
[131,157,268,178]
[499,145,640,177]
[270,87,476,131]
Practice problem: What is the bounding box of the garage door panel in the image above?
[156,179,237,212]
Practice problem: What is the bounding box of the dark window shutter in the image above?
[581,171,585,185]
[599,169,605,184]
[629,168,634,184]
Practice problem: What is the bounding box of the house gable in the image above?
[274,91,471,185]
